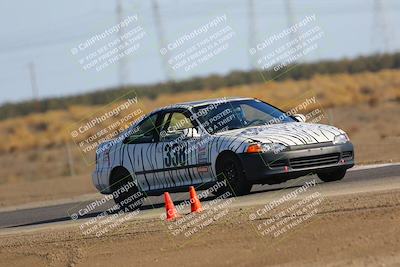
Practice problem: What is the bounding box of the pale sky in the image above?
[0,0,399,104]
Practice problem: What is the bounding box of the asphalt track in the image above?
[0,164,399,229]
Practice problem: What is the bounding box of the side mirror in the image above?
[123,134,136,144]
[123,134,146,144]
[292,114,306,122]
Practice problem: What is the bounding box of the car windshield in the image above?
[192,99,295,134]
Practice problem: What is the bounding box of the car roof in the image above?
[173,97,254,108]
[149,97,254,116]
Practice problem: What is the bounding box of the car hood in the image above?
[217,122,344,146]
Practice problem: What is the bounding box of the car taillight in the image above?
[103,150,110,166]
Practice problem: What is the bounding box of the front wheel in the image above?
[317,168,347,182]
[215,154,252,196]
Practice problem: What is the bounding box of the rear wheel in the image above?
[110,168,144,212]
[317,168,347,182]
[215,154,252,196]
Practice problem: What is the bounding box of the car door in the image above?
[122,113,165,192]
[157,110,205,189]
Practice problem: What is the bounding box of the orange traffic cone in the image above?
[189,186,203,213]
[164,192,180,221]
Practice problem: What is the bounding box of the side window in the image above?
[125,114,158,144]
[169,112,194,131]
[160,112,194,142]
[160,112,172,133]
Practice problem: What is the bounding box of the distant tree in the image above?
[1,52,399,120]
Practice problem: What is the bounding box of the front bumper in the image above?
[238,142,354,184]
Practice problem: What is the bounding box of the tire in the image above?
[215,154,252,196]
[317,168,347,182]
[111,169,144,212]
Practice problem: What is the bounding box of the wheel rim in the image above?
[223,161,238,183]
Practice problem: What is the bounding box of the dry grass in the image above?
[1,69,399,153]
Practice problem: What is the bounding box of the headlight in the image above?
[246,142,286,153]
[262,143,286,153]
[333,134,349,144]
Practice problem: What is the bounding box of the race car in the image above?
[92,97,354,210]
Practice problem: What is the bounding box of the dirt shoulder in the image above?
[1,188,399,267]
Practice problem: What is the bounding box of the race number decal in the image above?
[164,143,187,167]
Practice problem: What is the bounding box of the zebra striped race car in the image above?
[93,97,354,210]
